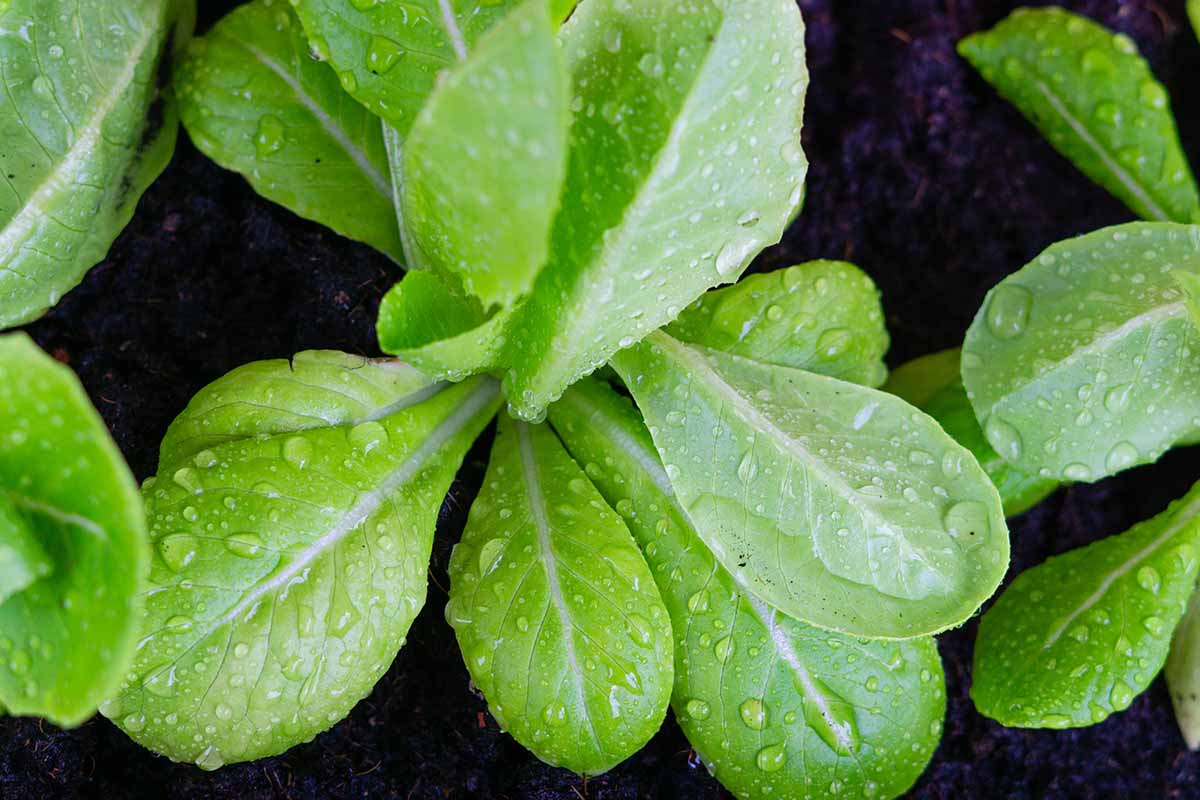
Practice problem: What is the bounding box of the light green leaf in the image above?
[962,222,1200,483]
[612,330,1009,639]
[1191,0,1200,42]
[401,0,568,308]
[156,349,440,468]
[550,378,946,799]
[446,416,673,775]
[1167,588,1200,748]
[107,363,500,769]
[668,261,889,387]
[376,271,511,380]
[0,0,191,329]
[0,333,147,726]
[886,348,1059,517]
[973,481,1200,728]
[174,0,402,261]
[291,0,517,134]
[499,0,808,420]
[0,495,53,605]
[958,7,1200,224]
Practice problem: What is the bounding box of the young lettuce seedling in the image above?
[0,0,195,329]
[959,6,1200,224]
[0,334,148,726]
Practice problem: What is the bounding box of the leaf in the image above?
[972,481,1200,728]
[156,349,441,467]
[549,378,946,799]
[958,7,1200,224]
[612,330,1009,639]
[1191,0,1200,42]
[0,495,53,605]
[500,0,808,420]
[0,333,147,726]
[291,0,518,134]
[174,0,402,261]
[400,0,568,308]
[0,0,191,329]
[886,348,1059,517]
[106,362,500,769]
[375,271,512,380]
[668,261,889,387]
[1167,589,1200,748]
[962,222,1200,483]
[446,416,673,775]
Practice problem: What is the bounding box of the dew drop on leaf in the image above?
[985,284,1033,339]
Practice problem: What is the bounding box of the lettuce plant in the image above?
[960,7,1200,745]
[0,334,148,726]
[0,0,195,329]
[2,0,1026,794]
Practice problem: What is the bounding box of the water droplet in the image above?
[1063,463,1092,482]
[542,701,567,727]
[685,698,711,720]
[714,636,734,663]
[196,745,225,771]
[478,538,506,574]
[985,285,1033,339]
[687,590,709,614]
[1144,615,1166,636]
[283,436,313,469]
[739,697,768,730]
[1104,384,1132,414]
[349,0,378,9]
[755,743,787,772]
[1139,80,1167,110]
[637,52,664,78]
[1109,680,1135,709]
[122,713,147,733]
[224,532,265,559]
[172,467,202,494]
[367,35,405,74]
[944,501,990,540]
[158,534,198,572]
[348,421,387,453]
[1105,442,1138,473]
[165,614,194,632]
[1080,48,1111,74]
[338,70,358,93]
[737,451,757,483]
[255,114,285,158]
[193,450,218,469]
[983,416,1023,462]
[816,328,852,361]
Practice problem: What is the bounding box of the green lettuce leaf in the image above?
[612,330,1009,639]
[959,7,1200,224]
[550,378,946,799]
[668,261,889,387]
[446,416,673,775]
[175,0,402,260]
[0,0,193,328]
[962,222,1200,483]
[886,348,1059,516]
[0,495,52,605]
[973,480,1200,728]
[399,0,568,306]
[0,333,147,726]
[106,355,499,768]
[1167,588,1200,748]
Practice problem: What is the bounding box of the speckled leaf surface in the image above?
[107,362,499,769]
[667,261,889,387]
[959,7,1200,224]
[612,331,1009,639]
[291,0,517,134]
[0,333,147,726]
[499,0,808,420]
[0,0,190,329]
[974,482,1200,728]
[175,0,402,261]
[446,417,673,775]
[400,0,567,307]
[962,223,1200,484]
[0,495,52,605]
[550,379,946,800]
[1167,588,1200,748]
[886,348,1059,517]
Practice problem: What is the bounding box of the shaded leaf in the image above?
[1167,588,1200,748]
[0,495,52,605]
[175,0,402,260]
[959,7,1200,223]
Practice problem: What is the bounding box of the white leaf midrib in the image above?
[233,39,391,198]
[0,12,161,266]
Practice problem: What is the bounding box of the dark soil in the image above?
[5,1,1200,798]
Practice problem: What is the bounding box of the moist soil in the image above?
[5,1,1200,798]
